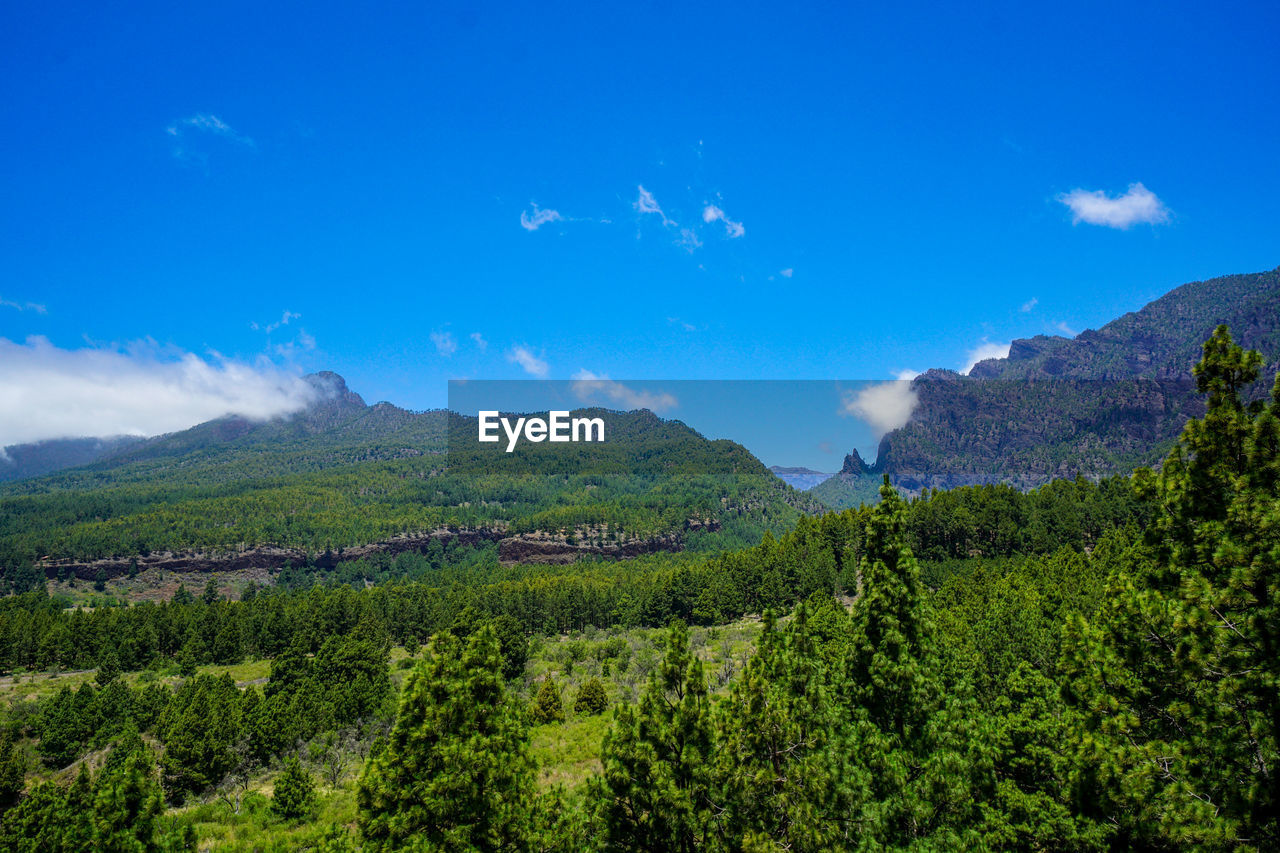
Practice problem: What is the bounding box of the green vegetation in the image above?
[0,326,1276,849]
[0,408,819,572]
[823,268,1280,495]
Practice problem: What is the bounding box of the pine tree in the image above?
[0,782,69,851]
[157,673,244,799]
[715,604,865,850]
[530,678,565,724]
[1071,326,1280,848]
[573,677,608,716]
[841,479,983,848]
[96,646,122,687]
[36,684,96,768]
[63,763,96,850]
[93,748,164,851]
[356,626,537,851]
[0,727,25,811]
[201,577,220,606]
[984,663,1110,850]
[272,756,317,820]
[490,614,528,681]
[593,620,716,852]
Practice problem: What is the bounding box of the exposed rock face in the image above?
[498,533,684,564]
[38,519,724,578]
[838,267,1280,495]
[840,450,871,477]
[38,528,503,581]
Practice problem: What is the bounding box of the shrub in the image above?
[574,678,608,716]
[271,757,316,820]
[530,679,565,724]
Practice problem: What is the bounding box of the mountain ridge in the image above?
[811,266,1280,508]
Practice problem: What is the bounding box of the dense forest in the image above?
[0,326,1276,850]
[0,407,820,568]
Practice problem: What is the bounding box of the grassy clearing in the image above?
[6,616,763,849]
[530,712,613,792]
[0,657,274,707]
[167,784,357,851]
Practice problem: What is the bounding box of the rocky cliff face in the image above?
[845,267,1280,496]
[969,268,1280,381]
[36,519,727,579]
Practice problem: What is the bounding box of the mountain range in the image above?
[0,372,820,573]
[812,266,1280,507]
[768,466,836,490]
[2,265,1277,561]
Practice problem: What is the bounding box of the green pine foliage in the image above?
[272,757,317,820]
[356,626,538,851]
[1068,325,1280,850]
[0,325,1277,850]
[530,679,565,725]
[713,604,861,850]
[573,678,608,716]
[594,620,717,851]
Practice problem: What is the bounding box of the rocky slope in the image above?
[819,266,1280,505]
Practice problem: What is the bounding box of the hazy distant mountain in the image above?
[0,435,144,484]
[819,266,1280,506]
[0,372,437,491]
[768,466,836,490]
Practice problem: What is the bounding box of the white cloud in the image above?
[166,113,254,146]
[667,317,697,332]
[894,368,920,380]
[635,185,674,226]
[253,310,300,335]
[702,204,744,238]
[841,379,919,436]
[1055,321,1078,337]
[430,330,457,356]
[0,296,47,314]
[470,332,488,352]
[1020,297,1038,312]
[520,204,563,232]
[251,311,314,360]
[779,268,793,278]
[678,228,703,252]
[507,345,549,377]
[0,336,321,448]
[571,371,678,413]
[1057,182,1170,229]
[960,339,1011,375]
[166,114,254,164]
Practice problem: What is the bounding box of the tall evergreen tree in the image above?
[1070,326,1280,849]
[356,625,536,851]
[93,749,164,852]
[272,756,317,820]
[715,604,864,851]
[530,679,565,725]
[593,620,716,852]
[840,479,983,848]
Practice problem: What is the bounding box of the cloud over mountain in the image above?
[0,337,320,448]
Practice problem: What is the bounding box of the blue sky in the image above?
[1,0,1278,450]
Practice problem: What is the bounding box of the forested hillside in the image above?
[817,266,1280,504]
[1,326,1274,850]
[0,394,820,576]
